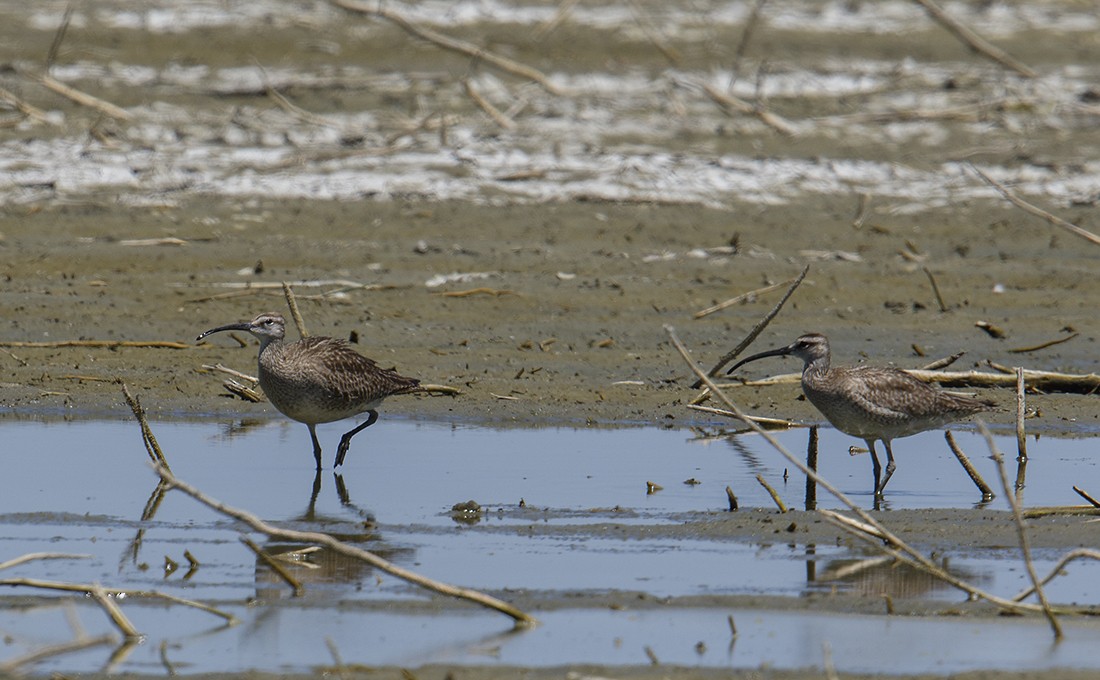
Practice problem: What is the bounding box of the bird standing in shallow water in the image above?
[197,312,422,470]
[727,333,993,498]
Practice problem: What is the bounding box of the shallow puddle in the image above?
[2,417,1099,674]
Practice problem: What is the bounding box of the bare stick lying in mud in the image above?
[0,340,192,349]
[755,474,788,513]
[1013,549,1100,603]
[0,578,236,636]
[686,404,799,429]
[970,166,1100,247]
[30,72,133,121]
[721,366,1100,394]
[121,382,171,471]
[1008,332,1079,354]
[331,0,563,96]
[463,79,517,129]
[0,632,117,676]
[911,0,1036,78]
[922,267,948,312]
[153,463,537,626]
[0,552,91,571]
[241,537,304,597]
[0,85,54,125]
[283,282,309,338]
[694,278,797,319]
[944,431,994,501]
[1072,486,1100,508]
[693,78,798,136]
[693,264,809,387]
[666,324,1082,622]
[980,422,1062,639]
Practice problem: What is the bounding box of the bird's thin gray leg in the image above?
[878,440,898,496]
[866,439,883,498]
[334,410,379,468]
[308,424,323,470]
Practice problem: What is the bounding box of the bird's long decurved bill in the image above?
[726,345,793,375]
[196,322,252,342]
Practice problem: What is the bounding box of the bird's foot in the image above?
[334,436,353,468]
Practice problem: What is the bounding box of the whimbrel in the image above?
[727,333,993,497]
[197,312,421,470]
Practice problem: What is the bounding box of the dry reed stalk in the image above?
[0,633,116,675]
[979,422,1062,638]
[1012,549,1100,603]
[695,264,809,384]
[121,382,171,471]
[944,431,994,500]
[687,404,799,429]
[1008,333,1079,353]
[0,85,54,124]
[922,267,948,312]
[0,552,91,571]
[0,340,191,349]
[282,282,309,338]
[154,463,537,626]
[463,79,516,129]
[331,0,563,96]
[970,165,1100,247]
[694,278,795,319]
[1072,486,1100,508]
[755,474,788,513]
[32,72,133,120]
[665,325,1062,619]
[696,79,798,136]
[241,537,304,597]
[911,0,1036,77]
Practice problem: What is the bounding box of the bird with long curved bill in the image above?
[197,312,422,470]
[727,333,994,498]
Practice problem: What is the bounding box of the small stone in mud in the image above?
[451,500,481,514]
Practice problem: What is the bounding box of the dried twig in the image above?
[694,264,809,384]
[695,79,797,136]
[944,431,994,500]
[1008,333,1079,354]
[0,552,91,572]
[463,79,516,129]
[331,0,563,96]
[283,281,309,338]
[805,425,818,511]
[121,382,171,471]
[0,340,191,349]
[970,165,1100,247]
[687,404,799,429]
[1072,486,1100,509]
[694,278,795,319]
[202,363,259,384]
[755,474,788,512]
[911,0,1036,77]
[0,633,116,675]
[922,267,948,312]
[1012,549,1100,603]
[154,463,536,626]
[31,72,133,120]
[1015,367,1028,463]
[979,422,1061,638]
[0,85,54,124]
[241,537,304,597]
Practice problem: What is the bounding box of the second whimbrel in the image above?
[197,312,422,470]
[727,333,993,497]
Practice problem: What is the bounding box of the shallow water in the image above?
[3,418,1100,674]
